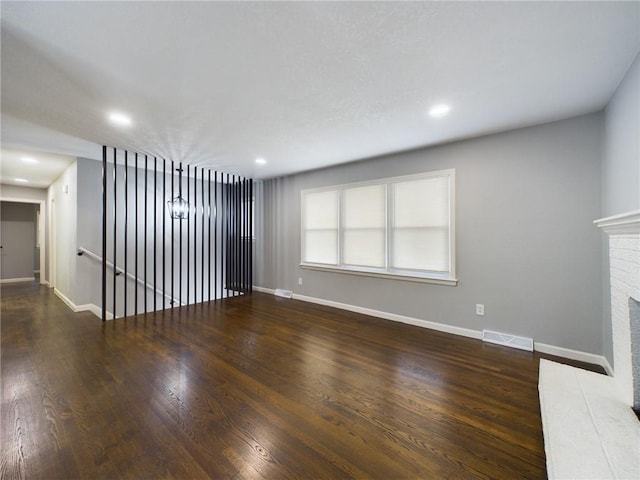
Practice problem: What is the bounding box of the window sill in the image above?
[300,263,458,286]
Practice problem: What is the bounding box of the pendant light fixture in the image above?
[167,163,190,219]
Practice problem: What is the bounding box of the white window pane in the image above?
[305,191,338,229]
[305,230,338,264]
[343,229,385,267]
[343,184,385,268]
[392,228,449,272]
[394,177,449,227]
[304,190,339,264]
[344,185,385,228]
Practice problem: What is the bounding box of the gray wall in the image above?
[75,158,101,308]
[602,52,640,367]
[258,113,604,355]
[604,53,640,217]
[0,201,37,280]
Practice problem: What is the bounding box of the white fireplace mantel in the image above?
[594,209,640,235]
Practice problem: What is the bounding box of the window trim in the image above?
[300,169,457,286]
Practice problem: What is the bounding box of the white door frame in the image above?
[0,196,47,285]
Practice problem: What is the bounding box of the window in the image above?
[303,190,339,265]
[301,169,456,285]
[343,184,386,268]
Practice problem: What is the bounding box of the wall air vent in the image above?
[274,289,293,299]
[482,329,534,352]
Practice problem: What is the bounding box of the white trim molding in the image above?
[53,288,77,312]
[253,286,276,294]
[535,342,612,375]
[601,356,614,377]
[53,288,111,320]
[300,263,457,286]
[293,292,481,340]
[0,277,35,284]
[76,303,109,319]
[594,209,640,235]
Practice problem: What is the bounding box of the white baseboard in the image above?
[253,285,275,294]
[253,285,610,372]
[534,342,611,375]
[0,277,35,284]
[53,288,77,311]
[601,357,614,377]
[41,279,49,286]
[53,288,111,319]
[75,303,108,319]
[294,293,482,340]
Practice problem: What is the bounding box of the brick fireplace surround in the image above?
[596,209,640,409]
[538,210,639,479]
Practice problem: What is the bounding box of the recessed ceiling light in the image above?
[255,158,267,165]
[107,111,133,127]
[428,104,451,118]
[15,178,28,183]
[21,156,38,164]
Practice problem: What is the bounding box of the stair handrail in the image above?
[77,246,183,307]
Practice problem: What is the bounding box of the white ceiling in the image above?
[1,1,639,184]
[0,147,75,189]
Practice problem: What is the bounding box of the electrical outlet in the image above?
[476,304,485,316]
[298,277,303,286]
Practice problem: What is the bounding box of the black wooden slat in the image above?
[179,163,183,306]
[186,164,190,306]
[144,155,148,314]
[201,170,205,303]
[101,146,107,322]
[171,160,175,307]
[113,148,117,319]
[193,167,197,303]
[153,157,157,312]
[124,151,128,317]
[134,154,138,314]
[162,158,166,308]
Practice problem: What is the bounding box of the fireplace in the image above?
[537,210,639,479]
[595,210,640,412]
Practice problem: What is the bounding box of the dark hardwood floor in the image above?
[1,282,601,479]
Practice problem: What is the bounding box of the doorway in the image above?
[0,197,46,285]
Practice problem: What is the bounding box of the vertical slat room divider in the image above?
[100,146,253,321]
